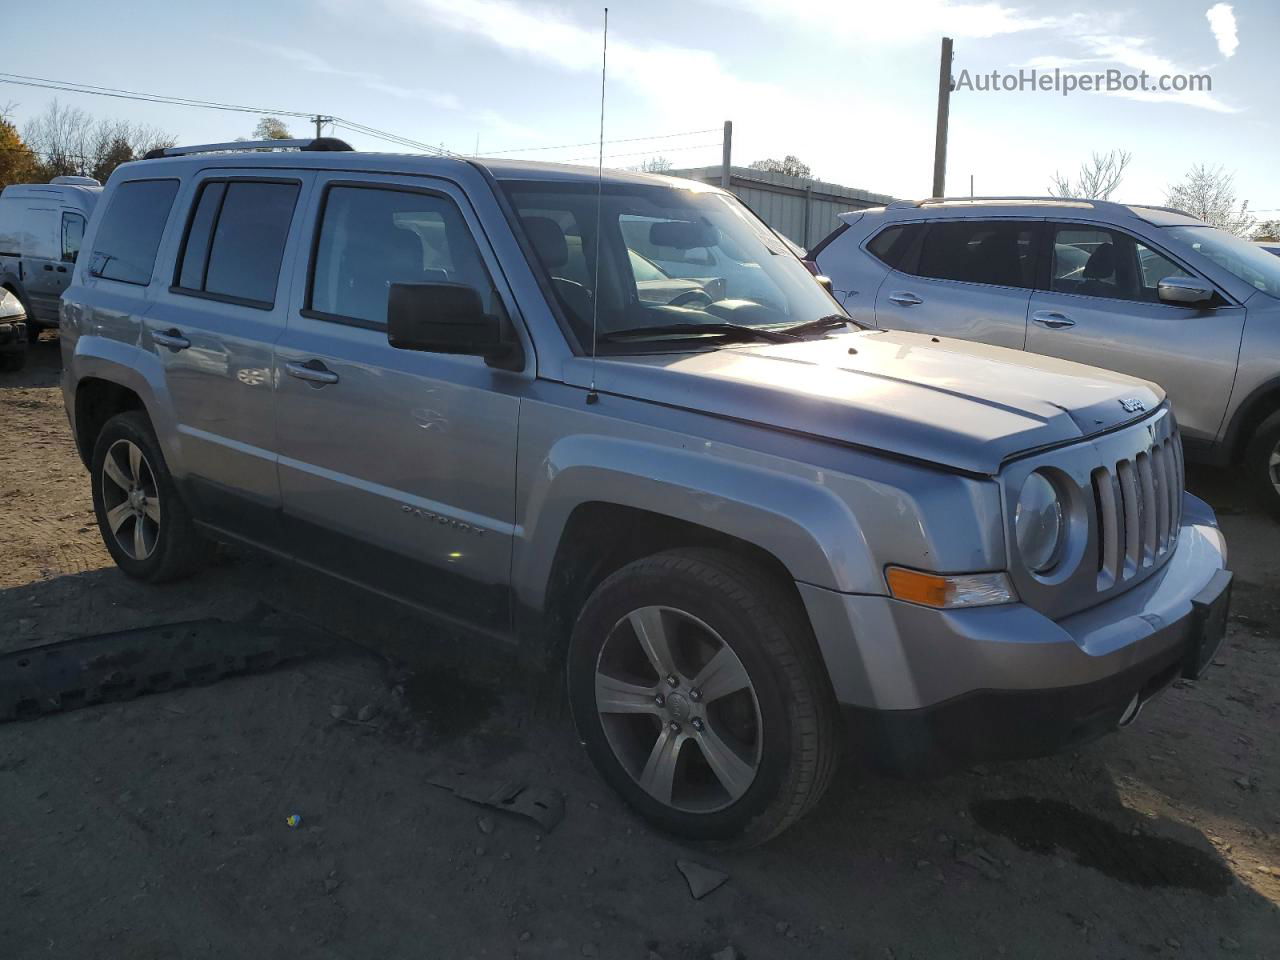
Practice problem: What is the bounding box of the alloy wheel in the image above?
[100,438,162,561]
[593,605,762,813]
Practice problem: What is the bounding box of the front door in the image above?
[143,173,310,543]
[23,204,63,323]
[872,219,1038,350]
[273,174,526,632]
[1025,222,1245,444]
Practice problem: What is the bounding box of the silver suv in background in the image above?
[810,198,1280,518]
[61,143,1230,846]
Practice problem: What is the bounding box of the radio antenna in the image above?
[586,6,608,404]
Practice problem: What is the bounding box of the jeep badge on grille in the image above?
[1119,397,1146,413]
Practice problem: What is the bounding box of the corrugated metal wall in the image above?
[666,166,895,250]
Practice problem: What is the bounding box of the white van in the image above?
[0,177,102,327]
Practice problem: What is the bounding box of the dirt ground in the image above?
[2,333,1278,960]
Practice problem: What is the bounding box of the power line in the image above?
[561,141,723,164]
[487,127,720,156]
[0,71,457,157]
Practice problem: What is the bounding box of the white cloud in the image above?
[716,0,1059,43]
[1205,3,1239,58]
[245,41,462,111]
[1074,33,1240,113]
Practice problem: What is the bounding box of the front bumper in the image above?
[800,492,1230,776]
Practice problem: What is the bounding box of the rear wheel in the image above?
[567,549,840,848]
[90,411,211,581]
[1245,411,1280,521]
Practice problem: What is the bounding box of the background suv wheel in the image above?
[1245,410,1280,521]
[90,411,211,581]
[567,548,840,848]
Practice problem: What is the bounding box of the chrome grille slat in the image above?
[1092,468,1119,589]
[1116,458,1141,578]
[1136,451,1157,567]
[1087,418,1185,592]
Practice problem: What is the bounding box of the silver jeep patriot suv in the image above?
[61,139,1231,846]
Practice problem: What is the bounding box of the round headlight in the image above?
[1015,472,1064,573]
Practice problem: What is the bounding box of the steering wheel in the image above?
[667,288,714,308]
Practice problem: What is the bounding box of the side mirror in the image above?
[814,275,834,295]
[387,282,521,370]
[1157,276,1214,306]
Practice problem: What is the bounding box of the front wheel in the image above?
[1245,411,1280,521]
[567,549,840,848]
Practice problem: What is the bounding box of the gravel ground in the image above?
[1,334,1277,959]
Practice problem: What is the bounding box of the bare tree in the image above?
[23,100,175,182]
[1166,164,1256,238]
[253,117,292,140]
[637,155,672,173]
[748,155,813,179]
[1048,149,1132,200]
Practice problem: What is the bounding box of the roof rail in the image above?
[914,195,1103,207]
[142,137,354,160]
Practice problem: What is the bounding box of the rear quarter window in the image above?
[88,179,179,286]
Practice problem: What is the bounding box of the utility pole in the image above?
[312,115,332,139]
[721,120,732,190]
[931,37,953,199]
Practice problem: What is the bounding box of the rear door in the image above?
[143,172,311,543]
[873,218,1039,350]
[1025,222,1245,444]
[272,173,527,631]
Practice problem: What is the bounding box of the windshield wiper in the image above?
[598,322,801,344]
[778,314,868,336]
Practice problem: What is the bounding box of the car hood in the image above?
[579,329,1165,475]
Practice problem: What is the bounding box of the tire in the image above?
[1244,410,1280,521]
[90,410,211,582]
[567,548,840,848]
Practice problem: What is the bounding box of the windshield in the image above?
[501,179,843,349]
[1163,225,1280,298]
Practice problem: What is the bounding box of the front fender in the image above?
[512,433,879,612]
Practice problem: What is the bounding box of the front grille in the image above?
[1090,431,1184,590]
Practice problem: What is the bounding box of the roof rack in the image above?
[913,195,1102,207]
[142,137,354,160]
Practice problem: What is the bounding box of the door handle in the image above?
[56,265,67,273]
[42,264,53,271]
[1031,311,1075,330]
[887,291,923,307]
[152,328,190,351]
[286,360,340,385]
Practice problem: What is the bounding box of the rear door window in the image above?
[88,179,179,285]
[175,180,300,307]
[916,220,1035,288]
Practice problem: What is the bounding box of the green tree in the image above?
[253,117,292,140]
[0,116,39,189]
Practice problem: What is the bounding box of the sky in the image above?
[2,0,1276,216]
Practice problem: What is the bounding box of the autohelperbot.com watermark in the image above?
[954,67,1213,97]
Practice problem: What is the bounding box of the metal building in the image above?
[667,165,895,250]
